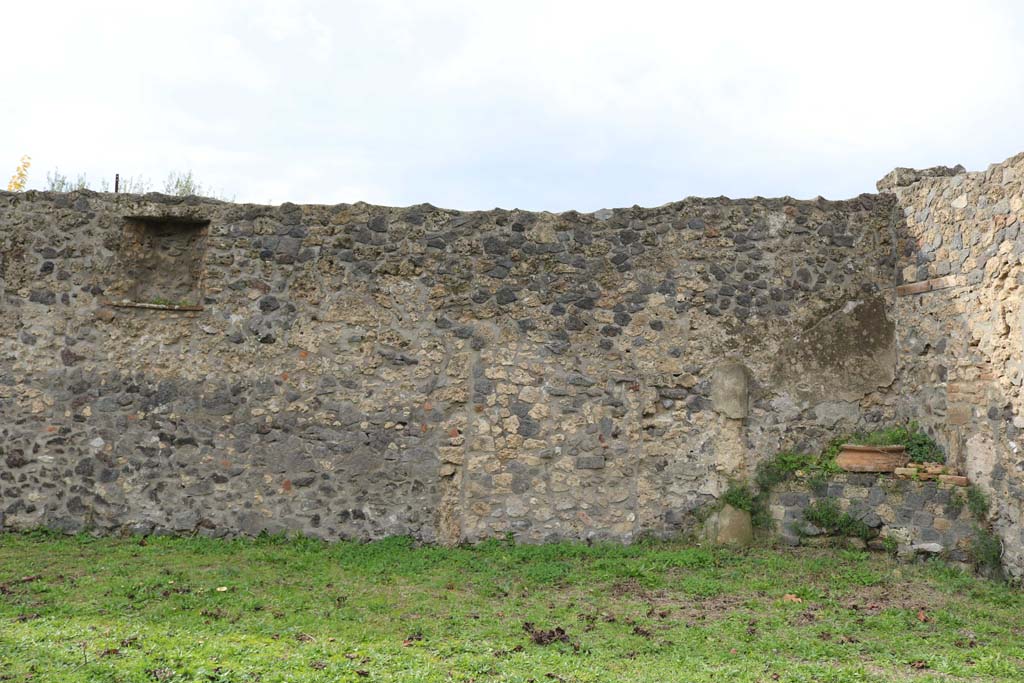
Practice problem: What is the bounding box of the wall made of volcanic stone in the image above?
[1,189,899,543]
[884,151,1024,578]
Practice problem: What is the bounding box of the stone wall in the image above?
[769,473,976,563]
[3,151,1023,577]
[884,151,1024,579]
[0,188,900,544]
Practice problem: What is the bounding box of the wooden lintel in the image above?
[895,275,959,297]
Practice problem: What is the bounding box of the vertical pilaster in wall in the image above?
[436,344,472,546]
[436,386,466,545]
[634,381,662,536]
[710,362,751,478]
[436,458,464,546]
[616,377,646,542]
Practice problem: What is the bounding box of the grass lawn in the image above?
[0,533,1022,682]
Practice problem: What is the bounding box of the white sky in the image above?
[2,0,1023,210]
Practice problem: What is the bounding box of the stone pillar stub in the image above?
[711,362,750,419]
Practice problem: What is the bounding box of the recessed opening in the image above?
[122,216,210,307]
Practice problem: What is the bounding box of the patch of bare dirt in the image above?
[791,606,822,626]
[843,583,950,615]
[862,661,990,681]
[0,574,43,595]
[608,578,749,623]
[609,578,648,598]
[522,622,578,651]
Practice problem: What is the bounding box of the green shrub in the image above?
[722,483,756,513]
[902,424,946,463]
[750,507,773,531]
[755,450,838,493]
[969,526,1002,575]
[966,485,990,521]
[947,490,965,517]
[751,450,843,531]
[807,472,829,496]
[754,457,789,492]
[720,482,773,530]
[801,499,874,541]
[821,436,846,464]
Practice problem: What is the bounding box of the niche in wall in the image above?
[121,216,210,307]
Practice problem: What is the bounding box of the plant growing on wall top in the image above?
[7,155,30,191]
[16,165,227,197]
[47,170,153,193]
[163,170,231,200]
[45,168,91,192]
[748,423,944,514]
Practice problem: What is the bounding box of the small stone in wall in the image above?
[576,456,605,470]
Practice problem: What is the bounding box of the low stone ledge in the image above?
[769,473,976,563]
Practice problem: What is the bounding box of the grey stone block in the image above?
[779,530,801,547]
[779,492,810,507]
[868,487,886,505]
[896,508,916,525]
[576,456,606,470]
[847,474,878,487]
[860,511,882,528]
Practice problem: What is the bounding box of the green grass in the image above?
[1,533,1022,682]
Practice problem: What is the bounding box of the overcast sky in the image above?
[3,1,1023,211]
